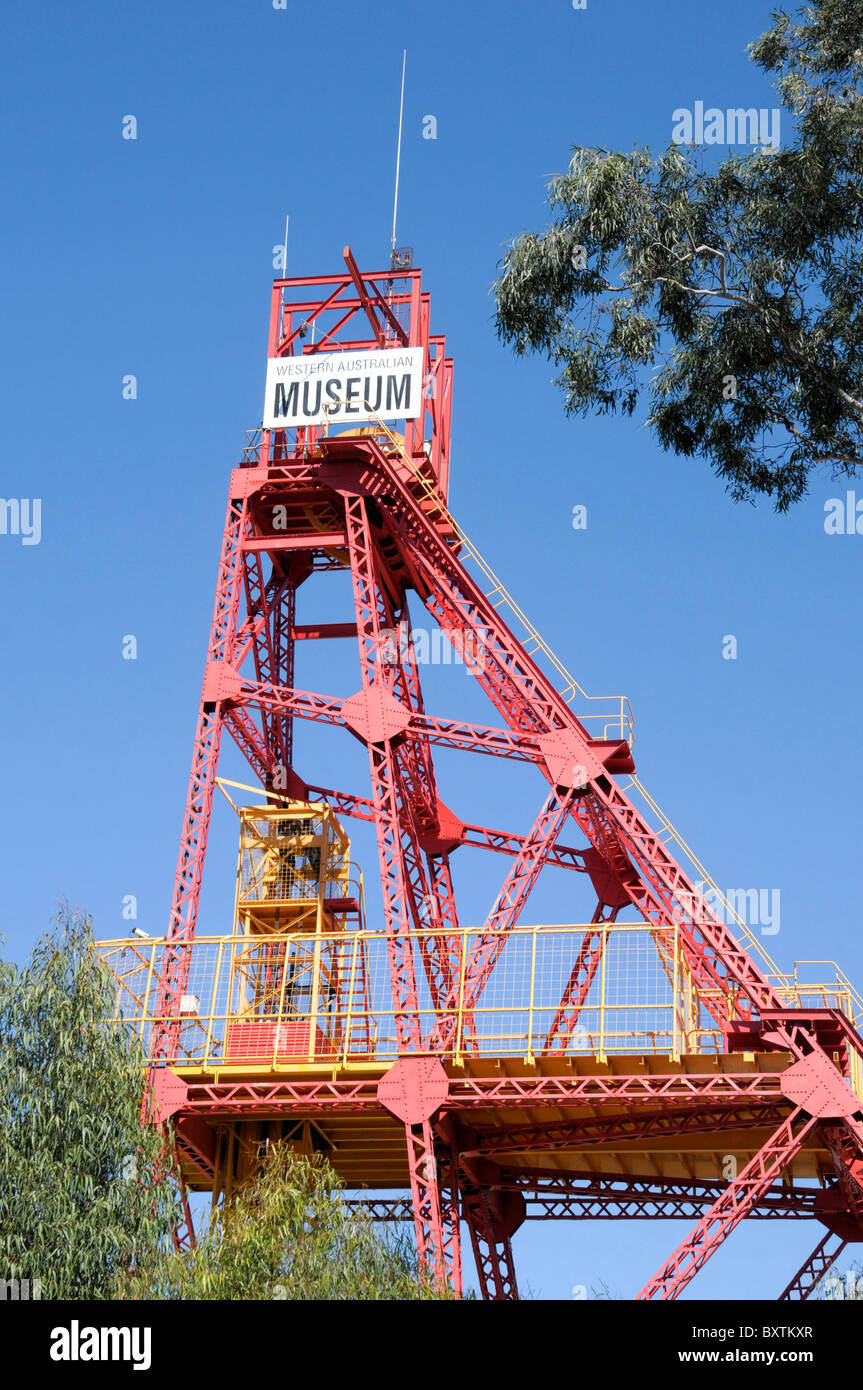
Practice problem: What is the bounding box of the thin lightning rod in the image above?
[282,214,289,278]
[391,49,407,256]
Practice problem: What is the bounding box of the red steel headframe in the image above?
[148,248,863,1299]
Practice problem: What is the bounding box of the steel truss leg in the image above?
[463,1189,519,1301]
[153,494,249,1060]
[779,1232,848,1300]
[388,597,438,827]
[439,1136,464,1298]
[268,576,296,778]
[404,1120,453,1290]
[425,852,461,992]
[345,495,423,1049]
[140,1076,197,1253]
[343,531,466,1045]
[638,1110,818,1300]
[174,1172,196,1251]
[388,599,467,1015]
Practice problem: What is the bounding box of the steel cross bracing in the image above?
[148,253,863,1300]
[404,1118,451,1288]
[636,1111,819,1299]
[344,1174,826,1223]
[302,784,591,873]
[463,1102,795,1156]
[779,1232,848,1300]
[166,1070,798,1113]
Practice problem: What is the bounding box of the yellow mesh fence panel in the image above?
[95,924,732,1066]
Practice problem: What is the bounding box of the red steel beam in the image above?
[339,1172,826,1223]
[242,532,347,552]
[343,244,408,346]
[172,1070,789,1119]
[304,784,589,872]
[504,1171,823,1219]
[466,1102,793,1156]
[292,622,358,640]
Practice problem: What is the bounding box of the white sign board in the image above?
[263,346,424,429]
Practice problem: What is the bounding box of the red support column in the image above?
[387,599,465,1013]
[426,853,476,1050]
[463,1190,519,1301]
[174,1174,197,1251]
[344,495,422,1050]
[438,1134,464,1297]
[378,1058,457,1291]
[267,576,297,778]
[404,1119,449,1287]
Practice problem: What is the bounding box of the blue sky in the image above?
[1,0,860,1300]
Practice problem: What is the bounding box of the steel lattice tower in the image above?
[101,249,863,1299]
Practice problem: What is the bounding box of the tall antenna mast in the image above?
[390,49,407,265]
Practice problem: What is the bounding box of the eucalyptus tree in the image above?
[494,0,863,509]
[120,1142,450,1301]
[0,908,177,1299]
